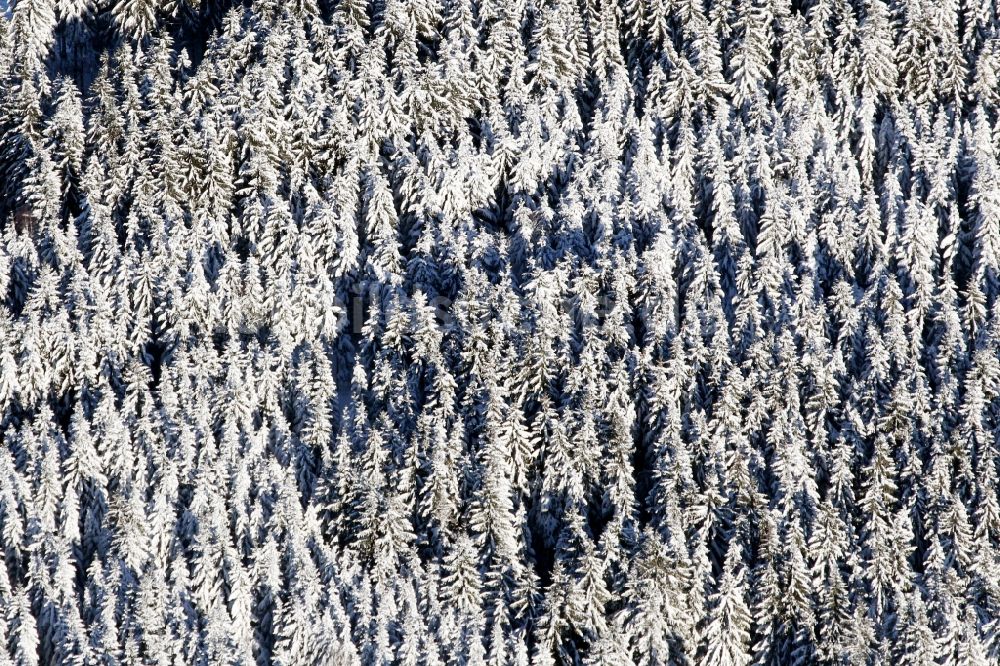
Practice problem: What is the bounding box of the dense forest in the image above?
[2,0,1000,663]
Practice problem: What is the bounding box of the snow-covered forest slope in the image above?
[2,0,1000,663]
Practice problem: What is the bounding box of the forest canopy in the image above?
[2,0,1000,664]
